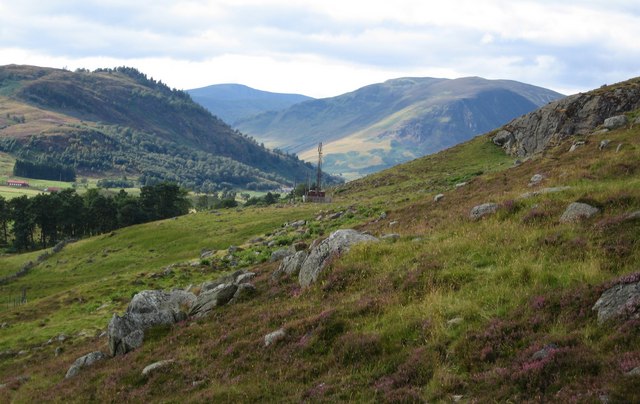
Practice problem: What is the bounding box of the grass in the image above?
[0,117,638,402]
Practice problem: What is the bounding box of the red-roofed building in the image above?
[7,180,29,187]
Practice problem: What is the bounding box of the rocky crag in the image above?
[493,77,640,157]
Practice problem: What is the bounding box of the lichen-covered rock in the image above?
[299,229,378,288]
[593,277,640,323]
[469,203,499,220]
[65,351,106,378]
[559,202,599,223]
[108,290,195,356]
[529,174,544,186]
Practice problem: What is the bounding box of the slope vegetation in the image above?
[0,82,639,402]
[237,76,563,178]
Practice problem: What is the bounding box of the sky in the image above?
[1,0,639,98]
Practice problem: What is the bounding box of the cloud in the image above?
[0,0,639,97]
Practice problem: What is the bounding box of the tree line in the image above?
[0,183,189,251]
[13,159,76,182]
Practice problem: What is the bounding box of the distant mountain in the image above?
[235,77,564,179]
[187,84,313,125]
[0,65,337,191]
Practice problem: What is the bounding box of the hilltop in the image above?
[187,84,313,126]
[0,78,639,402]
[236,76,563,178]
[0,65,336,192]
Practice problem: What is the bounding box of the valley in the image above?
[0,77,639,402]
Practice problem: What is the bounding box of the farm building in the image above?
[7,180,29,187]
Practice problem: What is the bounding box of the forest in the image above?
[0,183,190,251]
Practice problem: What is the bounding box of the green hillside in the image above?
[0,83,639,402]
[0,65,337,192]
[236,77,563,178]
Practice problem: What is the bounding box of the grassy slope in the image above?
[0,118,638,402]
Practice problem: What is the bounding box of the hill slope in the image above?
[236,77,563,178]
[0,65,335,191]
[187,84,313,126]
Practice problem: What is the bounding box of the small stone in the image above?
[142,359,175,377]
[514,159,522,166]
[529,174,544,186]
[447,317,463,326]
[616,143,623,152]
[389,221,398,227]
[264,328,286,347]
[328,212,343,220]
[434,194,444,202]
[379,212,387,220]
[55,347,63,356]
[625,366,640,376]
[455,182,467,188]
[599,139,611,150]
[453,395,464,402]
[469,203,499,220]
[531,343,558,360]
[381,234,400,242]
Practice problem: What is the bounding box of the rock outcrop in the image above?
[65,351,106,378]
[108,290,196,356]
[492,78,640,157]
[299,229,378,287]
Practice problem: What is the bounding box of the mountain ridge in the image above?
[187,83,313,126]
[234,76,564,178]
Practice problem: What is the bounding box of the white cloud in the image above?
[0,0,639,97]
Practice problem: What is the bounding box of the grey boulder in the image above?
[593,278,640,323]
[299,229,378,288]
[469,203,499,220]
[560,202,599,223]
[108,290,195,356]
[65,351,106,379]
[603,115,628,130]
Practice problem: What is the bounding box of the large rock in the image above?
[593,277,640,323]
[603,115,628,130]
[108,290,195,356]
[299,229,378,287]
[65,351,106,378]
[272,250,308,279]
[492,81,640,157]
[559,202,599,223]
[469,203,499,220]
